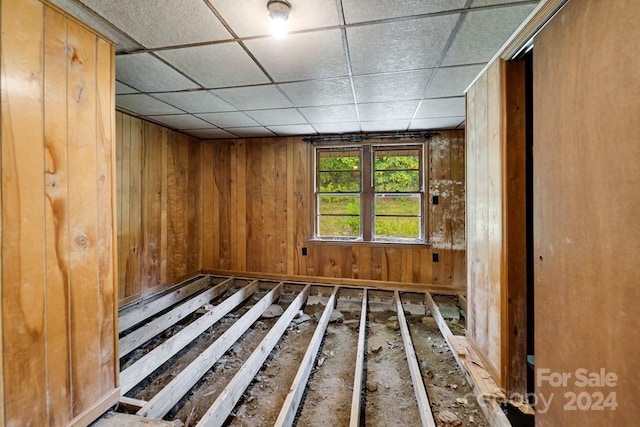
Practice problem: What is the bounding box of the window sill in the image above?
[307,238,432,249]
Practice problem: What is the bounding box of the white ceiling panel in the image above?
[245,30,348,81]
[145,114,214,130]
[361,120,410,132]
[358,101,419,121]
[342,0,468,24]
[415,97,466,119]
[158,43,269,89]
[443,4,536,66]
[410,117,465,130]
[213,85,292,110]
[116,94,183,116]
[48,0,141,52]
[312,122,362,134]
[347,14,460,75]
[268,124,316,136]
[184,128,237,139]
[279,78,354,107]
[246,109,308,126]
[225,127,277,138]
[116,53,199,92]
[196,112,260,128]
[353,69,433,103]
[154,91,234,113]
[79,0,230,48]
[299,105,359,123]
[116,81,138,94]
[213,0,340,38]
[425,65,484,98]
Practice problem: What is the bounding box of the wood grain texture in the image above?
[534,1,640,424]
[116,113,203,304]
[2,1,117,424]
[201,134,465,289]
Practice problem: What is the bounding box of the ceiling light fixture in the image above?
[267,0,291,38]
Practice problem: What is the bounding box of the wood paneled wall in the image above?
[534,1,639,424]
[116,112,201,306]
[1,0,118,424]
[201,131,465,288]
[466,58,527,392]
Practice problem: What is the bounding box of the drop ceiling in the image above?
[52,0,539,139]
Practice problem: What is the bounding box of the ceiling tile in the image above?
[298,105,358,123]
[347,14,460,74]
[158,43,269,89]
[472,0,535,6]
[425,65,484,98]
[353,70,433,103]
[342,0,468,23]
[358,101,419,121]
[79,0,230,48]
[415,97,465,119]
[153,90,234,113]
[184,128,237,139]
[116,53,199,92]
[196,112,259,128]
[279,78,354,107]
[116,81,138,94]
[361,120,410,132]
[245,30,347,81]
[225,127,277,138]
[213,0,339,38]
[410,116,465,130]
[268,124,316,136]
[213,85,292,110]
[311,122,362,134]
[246,109,308,126]
[48,0,141,53]
[116,94,183,116]
[442,4,536,66]
[145,114,214,130]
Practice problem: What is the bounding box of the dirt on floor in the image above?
[118,291,487,427]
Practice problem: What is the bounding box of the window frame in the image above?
[313,141,427,244]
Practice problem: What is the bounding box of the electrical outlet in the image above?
[302,247,307,256]
[432,195,439,205]
[432,253,439,262]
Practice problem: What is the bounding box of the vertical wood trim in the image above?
[1,0,47,423]
[286,138,295,275]
[67,19,101,413]
[230,141,239,270]
[119,113,131,303]
[95,36,116,394]
[236,139,247,271]
[43,7,72,424]
[160,128,168,283]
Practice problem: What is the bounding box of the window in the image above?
[314,143,425,243]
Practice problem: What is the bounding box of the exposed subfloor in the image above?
[101,275,488,427]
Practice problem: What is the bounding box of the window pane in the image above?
[319,171,360,192]
[375,194,420,216]
[374,170,420,192]
[318,195,360,215]
[374,216,420,240]
[318,215,360,238]
[374,149,419,170]
[318,150,360,171]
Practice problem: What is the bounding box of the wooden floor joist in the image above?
[120,280,259,394]
[275,286,339,426]
[349,288,367,427]
[119,275,212,332]
[195,284,312,427]
[426,293,511,427]
[138,283,285,419]
[119,278,235,357]
[395,291,437,427]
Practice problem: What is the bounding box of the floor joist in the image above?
[120,280,259,394]
[275,286,339,426]
[196,284,312,427]
[349,288,367,427]
[137,283,285,419]
[119,277,235,357]
[395,291,437,427]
